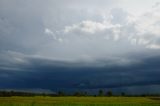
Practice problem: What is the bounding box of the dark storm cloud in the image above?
[0,0,160,94]
[0,52,160,94]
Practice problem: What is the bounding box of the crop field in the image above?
[0,97,160,106]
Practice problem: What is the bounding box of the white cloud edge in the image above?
[63,5,160,50]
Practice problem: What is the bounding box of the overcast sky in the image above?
[0,0,160,94]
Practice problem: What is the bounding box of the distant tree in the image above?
[141,94,146,97]
[58,91,65,96]
[10,90,14,96]
[83,91,88,96]
[94,95,97,97]
[73,91,89,96]
[121,92,125,96]
[98,89,104,96]
[42,93,46,97]
[106,90,112,97]
[73,91,81,96]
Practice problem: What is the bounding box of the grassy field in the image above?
[0,96,160,106]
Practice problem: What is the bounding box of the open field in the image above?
[0,97,160,106]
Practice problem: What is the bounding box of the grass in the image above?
[0,96,159,106]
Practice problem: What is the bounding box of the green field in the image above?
[0,97,160,106]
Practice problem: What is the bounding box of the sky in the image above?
[0,0,160,94]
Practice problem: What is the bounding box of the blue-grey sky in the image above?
[0,0,160,94]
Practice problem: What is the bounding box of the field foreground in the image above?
[0,97,160,106]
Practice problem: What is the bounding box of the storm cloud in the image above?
[0,0,160,94]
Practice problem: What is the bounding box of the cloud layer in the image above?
[0,50,160,94]
[0,0,160,94]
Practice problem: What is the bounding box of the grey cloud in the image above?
[1,0,159,63]
[0,51,160,94]
[0,0,160,94]
[110,8,129,25]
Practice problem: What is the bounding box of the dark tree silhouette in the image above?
[121,92,125,96]
[58,91,65,96]
[106,90,112,97]
[98,89,104,96]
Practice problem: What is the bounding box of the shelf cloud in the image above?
[0,0,160,94]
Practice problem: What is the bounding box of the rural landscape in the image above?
[0,96,160,106]
[0,0,160,105]
[0,90,160,106]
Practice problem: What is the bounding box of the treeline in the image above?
[52,90,160,97]
[96,90,160,97]
[0,90,160,97]
[0,91,56,97]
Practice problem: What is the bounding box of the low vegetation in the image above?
[0,90,160,106]
[0,96,160,106]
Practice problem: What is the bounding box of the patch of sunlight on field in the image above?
[0,97,160,106]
